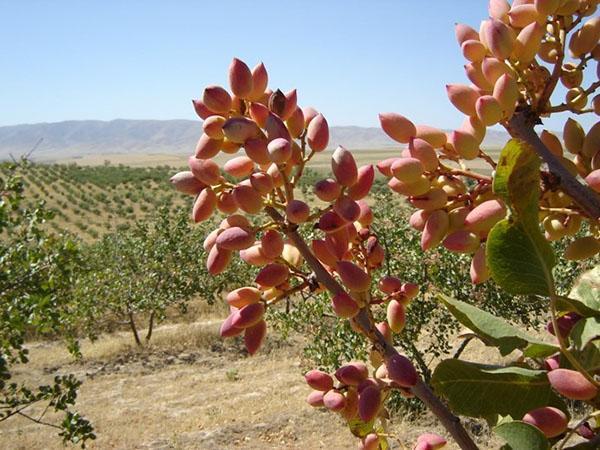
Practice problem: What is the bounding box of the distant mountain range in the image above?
[0,119,513,162]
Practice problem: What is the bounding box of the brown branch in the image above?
[145,311,155,342]
[505,111,600,220]
[565,10,586,34]
[440,165,492,183]
[264,206,479,450]
[268,281,309,305]
[16,411,62,430]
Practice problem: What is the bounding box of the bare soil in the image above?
[0,316,495,450]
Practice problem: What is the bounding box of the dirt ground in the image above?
[0,314,499,450]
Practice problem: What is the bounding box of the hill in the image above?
[0,119,511,162]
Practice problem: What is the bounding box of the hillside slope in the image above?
[0,119,511,161]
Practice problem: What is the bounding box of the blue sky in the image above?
[1,1,596,130]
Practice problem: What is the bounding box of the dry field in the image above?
[11,146,500,241]
[0,147,514,449]
[0,298,506,450]
[61,147,501,175]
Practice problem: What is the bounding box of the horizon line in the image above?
[0,118,513,133]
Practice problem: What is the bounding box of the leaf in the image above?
[487,220,556,296]
[493,139,540,224]
[494,421,550,450]
[521,343,560,359]
[570,317,600,351]
[347,417,374,438]
[439,294,557,357]
[555,295,600,319]
[431,359,565,419]
[570,340,600,374]
[487,140,556,296]
[568,266,600,313]
[373,427,390,450]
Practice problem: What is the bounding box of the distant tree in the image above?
[78,205,233,345]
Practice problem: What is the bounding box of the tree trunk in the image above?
[145,311,155,343]
[128,311,141,346]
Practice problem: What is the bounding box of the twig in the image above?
[439,164,492,183]
[24,137,44,160]
[0,400,40,422]
[279,164,294,201]
[452,335,475,360]
[268,281,310,306]
[547,80,600,114]
[292,133,313,187]
[565,11,586,34]
[539,206,582,216]
[477,150,497,170]
[564,432,600,450]
[405,339,432,383]
[17,411,62,430]
[538,20,565,110]
[37,401,52,423]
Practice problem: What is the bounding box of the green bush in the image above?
[0,161,95,445]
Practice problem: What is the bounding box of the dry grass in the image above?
[26,298,228,368]
[1,320,363,450]
[0,292,522,450]
[0,313,514,450]
[25,321,221,370]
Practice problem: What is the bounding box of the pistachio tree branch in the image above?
[505,110,600,220]
[264,206,480,450]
